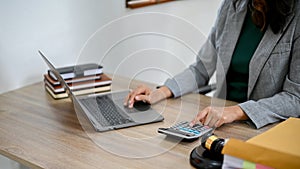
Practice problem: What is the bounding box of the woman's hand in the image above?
[124,85,173,108]
[190,105,248,128]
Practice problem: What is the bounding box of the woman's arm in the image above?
[239,21,300,129]
[163,0,229,97]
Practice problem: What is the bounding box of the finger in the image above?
[129,93,139,108]
[215,111,227,128]
[190,108,209,127]
[204,113,213,126]
[135,85,151,95]
[127,89,143,108]
[207,116,219,127]
[128,87,150,108]
[207,108,224,127]
[124,92,132,106]
[205,107,220,127]
[190,112,204,126]
[128,94,136,108]
[135,95,151,103]
[189,119,197,127]
[205,109,215,126]
[215,118,224,128]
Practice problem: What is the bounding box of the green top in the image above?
[226,10,265,103]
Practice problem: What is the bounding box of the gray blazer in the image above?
[164,0,300,128]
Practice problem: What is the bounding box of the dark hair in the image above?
[250,0,295,34]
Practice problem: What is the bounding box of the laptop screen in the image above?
[38,50,74,98]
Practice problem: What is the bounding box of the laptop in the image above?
[39,50,164,132]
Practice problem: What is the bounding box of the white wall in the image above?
[0,0,121,94]
[0,0,221,94]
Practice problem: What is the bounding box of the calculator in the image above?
[158,121,213,140]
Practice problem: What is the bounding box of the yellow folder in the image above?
[222,118,300,169]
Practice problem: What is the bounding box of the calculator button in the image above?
[188,129,195,133]
[179,127,187,131]
[195,126,202,130]
[193,131,200,134]
[169,128,195,136]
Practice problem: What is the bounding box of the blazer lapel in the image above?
[220,2,248,75]
[216,1,248,99]
[247,12,295,98]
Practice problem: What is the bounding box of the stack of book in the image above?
[44,63,112,99]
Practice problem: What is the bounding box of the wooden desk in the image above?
[0,77,275,169]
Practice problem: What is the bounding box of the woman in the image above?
[124,0,300,129]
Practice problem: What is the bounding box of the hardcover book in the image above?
[44,74,101,86]
[44,74,112,93]
[45,84,111,99]
[48,63,103,80]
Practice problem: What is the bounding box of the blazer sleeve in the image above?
[164,0,229,98]
[239,24,300,129]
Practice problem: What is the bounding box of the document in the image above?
[222,118,300,169]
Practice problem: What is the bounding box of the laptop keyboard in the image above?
[80,95,134,127]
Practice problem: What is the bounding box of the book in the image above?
[44,74,112,93]
[45,84,111,99]
[222,118,300,169]
[44,74,101,86]
[48,63,103,80]
[45,85,68,99]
